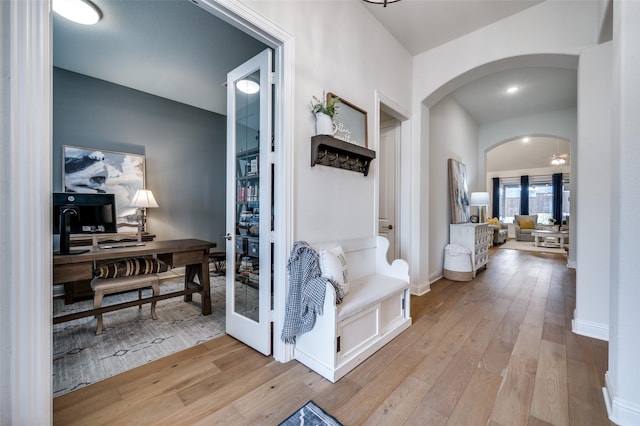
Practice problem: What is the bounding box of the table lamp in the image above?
[130,189,159,241]
[470,191,490,223]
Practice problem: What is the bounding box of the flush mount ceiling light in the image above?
[236,79,260,94]
[363,0,401,7]
[53,0,102,25]
[506,86,519,94]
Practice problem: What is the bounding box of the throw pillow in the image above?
[519,219,535,229]
[94,257,170,279]
[487,217,500,226]
[318,246,350,296]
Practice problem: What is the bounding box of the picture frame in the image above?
[62,145,146,233]
[327,92,368,147]
[448,158,470,224]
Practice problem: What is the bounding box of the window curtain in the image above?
[552,173,563,222]
[492,177,500,218]
[520,175,529,215]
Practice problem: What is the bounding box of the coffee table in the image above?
[531,229,569,249]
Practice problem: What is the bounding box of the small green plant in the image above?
[310,92,340,117]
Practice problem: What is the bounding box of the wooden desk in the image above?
[53,239,214,324]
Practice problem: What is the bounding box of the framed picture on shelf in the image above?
[62,145,146,233]
[327,92,368,147]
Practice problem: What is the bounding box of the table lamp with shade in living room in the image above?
[470,191,490,223]
[130,189,159,241]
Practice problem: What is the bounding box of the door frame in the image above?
[4,2,294,422]
[373,91,411,265]
[150,0,295,362]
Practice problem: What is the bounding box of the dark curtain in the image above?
[552,173,563,222]
[492,177,500,218]
[520,175,529,215]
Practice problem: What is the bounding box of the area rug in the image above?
[52,272,228,397]
[499,238,567,254]
[279,400,342,426]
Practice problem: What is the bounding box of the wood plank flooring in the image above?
[53,247,613,425]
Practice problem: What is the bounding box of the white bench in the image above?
[294,236,411,382]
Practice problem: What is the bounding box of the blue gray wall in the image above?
[53,67,226,248]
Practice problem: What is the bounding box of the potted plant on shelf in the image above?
[310,92,340,136]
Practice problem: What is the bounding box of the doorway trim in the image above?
[373,91,411,267]
[195,0,295,363]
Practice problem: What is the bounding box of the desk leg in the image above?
[184,259,212,316]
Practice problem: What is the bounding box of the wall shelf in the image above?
[311,135,376,176]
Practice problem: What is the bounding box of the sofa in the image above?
[514,214,539,242]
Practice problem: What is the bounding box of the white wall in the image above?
[605,1,640,423]
[428,96,479,282]
[412,0,599,297]
[573,41,612,341]
[246,0,413,244]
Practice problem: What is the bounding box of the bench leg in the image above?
[150,282,159,320]
[93,290,104,335]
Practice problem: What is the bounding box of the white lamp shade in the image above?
[130,189,159,208]
[469,192,490,206]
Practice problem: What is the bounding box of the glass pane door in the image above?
[226,49,272,355]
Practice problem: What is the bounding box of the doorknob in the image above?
[388,225,393,230]
[224,233,233,240]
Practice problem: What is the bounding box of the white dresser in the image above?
[449,223,490,277]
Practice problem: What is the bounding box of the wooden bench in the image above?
[90,274,159,335]
[294,236,411,382]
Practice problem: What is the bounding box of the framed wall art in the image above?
[448,158,470,224]
[327,92,368,147]
[62,145,145,233]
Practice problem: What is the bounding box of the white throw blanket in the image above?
[281,241,329,344]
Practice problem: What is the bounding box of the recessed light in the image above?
[506,86,519,94]
[53,0,101,25]
[236,79,260,94]
[522,137,530,143]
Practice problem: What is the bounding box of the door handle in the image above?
[224,233,233,241]
[388,225,393,230]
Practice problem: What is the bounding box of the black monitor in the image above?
[53,193,117,255]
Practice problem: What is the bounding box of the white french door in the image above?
[225,49,273,355]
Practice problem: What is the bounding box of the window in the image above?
[528,180,553,223]
[497,175,570,224]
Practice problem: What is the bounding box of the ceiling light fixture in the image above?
[506,86,519,94]
[522,137,530,143]
[363,0,401,7]
[236,79,260,94]
[53,0,102,25]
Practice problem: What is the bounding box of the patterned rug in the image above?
[52,272,227,397]
[279,401,342,426]
[499,238,567,254]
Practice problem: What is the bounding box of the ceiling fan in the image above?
[550,152,569,165]
[550,139,569,165]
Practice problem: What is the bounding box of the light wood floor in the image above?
[53,247,613,425]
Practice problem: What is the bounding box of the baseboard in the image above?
[411,280,431,296]
[572,317,609,341]
[567,259,576,269]
[604,371,640,425]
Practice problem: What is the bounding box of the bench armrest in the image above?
[375,236,409,282]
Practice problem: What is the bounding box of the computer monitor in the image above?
[53,193,117,255]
